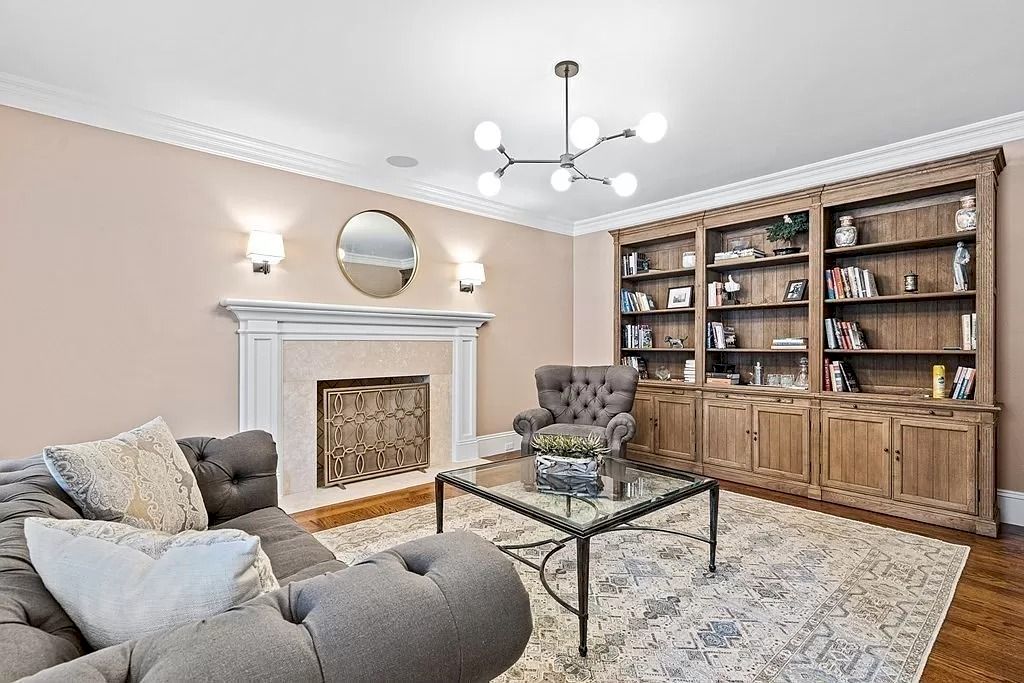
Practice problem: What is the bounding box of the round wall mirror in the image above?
[336,210,418,297]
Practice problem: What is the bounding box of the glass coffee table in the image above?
[435,456,719,657]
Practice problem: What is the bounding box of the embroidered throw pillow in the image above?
[25,518,279,649]
[43,417,208,533]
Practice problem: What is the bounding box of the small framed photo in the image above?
[783,279,809,301]
[666,285,694,308]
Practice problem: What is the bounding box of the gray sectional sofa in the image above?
[0,431,532,682]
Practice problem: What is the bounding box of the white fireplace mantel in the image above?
[220,298,494,464]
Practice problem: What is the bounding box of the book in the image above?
[825,266,878,299]
[771,337,808,350]
[713,248,765,263]
[825,360,861,392]
[620,355,648,379]
[683,359,696,383]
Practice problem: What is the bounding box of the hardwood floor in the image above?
[292,457,1024,682]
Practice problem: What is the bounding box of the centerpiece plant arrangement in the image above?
[765,212,809,255]
[532,434,609,480]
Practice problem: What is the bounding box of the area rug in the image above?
[314,490,968,682]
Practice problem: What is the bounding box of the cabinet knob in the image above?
[745,429,750,435]
[883,447,890,453]
[895,449,901,455]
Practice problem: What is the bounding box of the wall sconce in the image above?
[246,231,285,275]
[457,262,486,293]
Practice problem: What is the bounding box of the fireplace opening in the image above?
[316,376,430,487]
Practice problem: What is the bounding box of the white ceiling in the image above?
[2,0,1024,232]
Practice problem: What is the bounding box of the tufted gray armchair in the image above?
[513,365,640,459]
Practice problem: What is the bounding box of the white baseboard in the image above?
[998,489,1024,527]
[477,431,522,458]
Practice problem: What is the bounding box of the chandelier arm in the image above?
[570,128,635,161]
[507,158,562,165]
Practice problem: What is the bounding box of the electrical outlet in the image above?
[504,440,516,452]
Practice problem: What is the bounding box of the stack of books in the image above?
[825,266,878,299]
[771,337,809,350]
[620,356,648,378]
[961,313,978,350]
[705,371,741,386]
[620,252,650,276]
[620,289,657,312]
[707,281,725,307]
[706,322,737,349]
[824,360,861,392]
[825,319,867,349]
[713,247,765,264]
[949,366,976,399]
[683,359,696,383]
[622,324,653,349]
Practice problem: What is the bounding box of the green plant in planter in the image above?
[765,212,809,244]
[532,434,610,461]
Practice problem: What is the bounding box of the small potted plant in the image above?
[765,212,809,255]
[533,434,609,479]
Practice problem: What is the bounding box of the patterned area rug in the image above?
[314,490,967,682]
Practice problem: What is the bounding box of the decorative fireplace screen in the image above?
[317,376,429,487]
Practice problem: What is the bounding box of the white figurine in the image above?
[724,274,741,305]
[953,241,970,292]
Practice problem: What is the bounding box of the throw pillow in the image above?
[25,517,280,649]
[43,416,208,533]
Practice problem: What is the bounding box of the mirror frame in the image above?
[335,209,419,298]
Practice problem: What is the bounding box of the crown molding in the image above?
[3,72,1022,240]
[573,110,1024,235]
[0,72,575,235]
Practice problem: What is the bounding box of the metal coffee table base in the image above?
[435,481,719,657]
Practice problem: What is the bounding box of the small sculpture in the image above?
[665,335,688,349]
[953,241,970,292]
[724,274,741,305]
[955,195,977,232]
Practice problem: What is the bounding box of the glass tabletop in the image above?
[438,456,715,534]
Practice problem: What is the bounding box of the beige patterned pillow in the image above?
[43,417,208,533]
[25,517,279,649]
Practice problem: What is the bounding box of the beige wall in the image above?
[995,139,1024,491]
[573,139,1024,493]
[572,230,615,365]
[0,106,573,458]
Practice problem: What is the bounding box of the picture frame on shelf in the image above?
[783,279,808,301]
[666,285,693,308]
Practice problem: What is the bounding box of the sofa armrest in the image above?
[21,531,532,683]
[605,412,636,458]
[177,431,278,526]
[513,408,554,456]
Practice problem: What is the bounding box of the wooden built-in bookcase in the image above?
[611,149,1003,535]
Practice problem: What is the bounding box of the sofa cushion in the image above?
[0,457,89,680]
[216,507,342,581]
[536,423,607,441]
[42,417,208,533]
[25,518,279,650]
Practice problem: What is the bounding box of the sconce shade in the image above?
[457,262,486,285]
[246,231,285,265]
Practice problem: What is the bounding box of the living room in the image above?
[2,2,1024,681]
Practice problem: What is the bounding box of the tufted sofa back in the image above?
[0,430,279,680]
[535,365,639,427]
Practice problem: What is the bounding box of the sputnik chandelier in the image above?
[474,59,666,198]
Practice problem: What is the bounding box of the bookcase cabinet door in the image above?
[654,395,697,462]
[752,405,811,482]
[893,418,978,514]
[628,392,655,455]
[702,400,752,471]
[821,411,892,497]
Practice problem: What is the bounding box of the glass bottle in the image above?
[794,357,810,390]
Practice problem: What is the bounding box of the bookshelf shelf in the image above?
[708,300,809,311]
[621,267,695,281]
[621,307,694,316]
[621,347,695,353]
[706,252,809,272]
[825,232,975,257]
[824,290,975,305]
[707,347,808,353]
[823,348,976,355]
